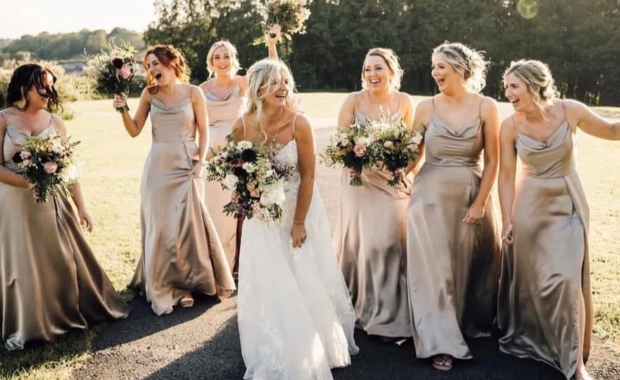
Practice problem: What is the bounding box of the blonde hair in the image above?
[206,40,241,78]
[245,59,299,124]
[503,59,558,103]
[361,47,404,90]
[433,42,489,93]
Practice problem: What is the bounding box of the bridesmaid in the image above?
[199,25,280,275]
[0,63,129,350]
[498,60,620,380]
[334,47,414,340]
[405,42,501,371]
[113,45,235,316]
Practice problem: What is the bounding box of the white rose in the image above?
[260,184,286,206]
[237,140,253,150]
[242,162,256,173]
[410,132,423,145]
[222,174,239,190]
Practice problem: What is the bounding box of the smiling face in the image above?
[145,53,172,86]
[363,55,393,93]
[431,53,464,93]
[504,73,535,112]
[26,73,55,110]
[260,69,291,109]
[211,46,233,76]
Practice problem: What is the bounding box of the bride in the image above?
[229,58,359,379]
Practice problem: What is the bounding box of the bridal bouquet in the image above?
[86,40,137,112]
[366,116,423,187]
[206,140,296,222]
[12,133,81,203]
[258,0,312,41]
[321,123,378,186]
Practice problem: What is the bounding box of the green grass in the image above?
[0,95,619,379]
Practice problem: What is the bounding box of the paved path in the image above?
[73,125,620,380]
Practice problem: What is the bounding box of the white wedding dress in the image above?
[237,138,359,380]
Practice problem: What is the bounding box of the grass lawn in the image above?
[1,94,619,379]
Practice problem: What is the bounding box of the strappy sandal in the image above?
[432,354,453,371]
[179,293,194,308]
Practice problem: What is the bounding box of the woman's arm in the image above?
[239,25,281,92]
[113,88,152,138]
[291,114,315,248]
[0,112,30,187]
[464,97,500,224]
[337,93,358,127]
[191,85,209,177]
[498,117,518,243]
[405,99,431,174]
[564,99,620,140]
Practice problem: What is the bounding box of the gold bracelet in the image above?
[293,219,305,225]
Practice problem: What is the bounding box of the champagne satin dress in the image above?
[128,97,236,315]
[1,122,129,350]
[498,112,592,379]
[204,86,245,268]
[335,109,412,338]
[406,101,500,360]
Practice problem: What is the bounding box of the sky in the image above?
[0,0,158,39]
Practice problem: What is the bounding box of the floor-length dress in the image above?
[1,123,129,350]
[238,119,358,379]
[334,110,412,338]
[128,97,235,315]
[406,107,500,360]
[204,86,245,268]
[498,116,592,380]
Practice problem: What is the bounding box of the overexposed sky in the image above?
[0,0,158,39]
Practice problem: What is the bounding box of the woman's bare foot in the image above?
[575,365,593,380]
[179,293,194,308]
[432,354,453,371]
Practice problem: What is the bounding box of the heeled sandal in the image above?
[432,354,453,371]
[179,293,194,308]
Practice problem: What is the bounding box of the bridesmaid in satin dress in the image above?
[334,47,414,340]
[0,64,129,350]
[113,45,235,316]
[405,42,501,371]
[498,60,620,380]
[199,25,280,276]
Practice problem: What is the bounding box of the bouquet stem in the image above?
[349,174,363,187]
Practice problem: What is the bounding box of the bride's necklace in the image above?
[259,108,285,145]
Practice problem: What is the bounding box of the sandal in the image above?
[432,354,453,371]
[163,306,174,315]
[179,293,194,308]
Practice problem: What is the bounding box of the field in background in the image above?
[1,94,619,379]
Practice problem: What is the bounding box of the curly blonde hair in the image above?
[433,42,489,93]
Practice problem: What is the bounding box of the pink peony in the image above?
[353,142,366,157]
[43,161,58,174]
[119,66,132,80]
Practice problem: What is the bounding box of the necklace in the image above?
[259,108,285,144]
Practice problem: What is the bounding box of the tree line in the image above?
[1,1,619,105]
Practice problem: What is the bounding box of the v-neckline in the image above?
[517,119,568,145]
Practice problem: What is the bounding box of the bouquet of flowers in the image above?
[258,0,312,41]
[366,116,423,187]
[12,133,81,203]
[206,140,296,222]
[321,123,378,186]
[86,40,137,112]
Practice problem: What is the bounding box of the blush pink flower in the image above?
[250,188,260,198]
[353,142,366,157]
[119,66,132,80]
[43,161,58,174]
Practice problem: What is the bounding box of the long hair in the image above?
[245,59,299,122]
[142,44,190,94]
[6,63,61,112]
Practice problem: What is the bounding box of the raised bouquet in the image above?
[321,123,377,186]
[86,40,137,112]
[258,0,312,41]
[12,133,81,203]
[206,140,296,222]
[366,115,423,187]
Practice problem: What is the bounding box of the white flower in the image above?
[242,162,257,173]
[59,164,80,184]
[237,140,253,150]
[222,174,239,190]
[260,183,286,206]
[410,132,423,145]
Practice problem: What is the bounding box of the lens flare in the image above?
[517,0,539,20]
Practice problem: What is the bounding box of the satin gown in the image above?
[0,123,129,350]
[406,110,500,360]
[335,110,412,338]
[498,118,592,380]
[128,97,236,315]
[204,86,245,268]
[238,118,358,379]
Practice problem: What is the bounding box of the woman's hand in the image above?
[113,93,128,111]
[290,222,307,248]
[463,203,485,225]
[268,24,282,43]
[78,208,94,232]
[346,167,358,179]
[501,222,514,245]
[189,162,206,178]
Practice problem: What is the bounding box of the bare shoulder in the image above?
[292,112,312,131]
[500,116,517,137]
[140,87,153,102]
[189,84,204,100]
[415,97,434,114]
[50,113,67,134]
[198,79,211,93]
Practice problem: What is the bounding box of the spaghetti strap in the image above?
[241,116,247,139]
[478,97,484,119]
[292,113,299,134]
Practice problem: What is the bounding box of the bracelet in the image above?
[293,219,305,225]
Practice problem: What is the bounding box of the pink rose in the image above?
[22,158,32,167]
[43,161,58,174]
[20,151,32,160]
[247,181,256,191]
[250,188,260,198]
[119,66,132,80]
[353,142,366,157]
[383,140,395,150]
